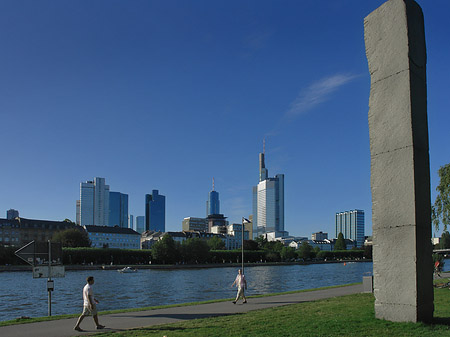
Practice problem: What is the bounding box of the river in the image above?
[0,262,374,321]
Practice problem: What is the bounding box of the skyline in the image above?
[2,1,450,239]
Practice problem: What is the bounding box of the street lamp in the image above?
[241,217,251,274]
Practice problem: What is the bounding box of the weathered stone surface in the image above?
[365,0,433,323]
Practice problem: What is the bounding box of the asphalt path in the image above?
[1,284,364,337]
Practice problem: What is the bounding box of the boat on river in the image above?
[117,267,138,273]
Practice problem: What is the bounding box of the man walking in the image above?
[231,269,247,304]
[74,276,105,331]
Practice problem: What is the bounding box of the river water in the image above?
[0,262,373,321]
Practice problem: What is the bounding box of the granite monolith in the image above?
[364,0,433,322]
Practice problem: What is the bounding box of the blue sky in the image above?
[1,0,449,239]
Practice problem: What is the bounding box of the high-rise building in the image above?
[76,200,81,225]
[206,178,220,216]
[252,143,285,239]
[182,217,208,232]
[335,209,365,247]
[6,209,19,220]
[79,177,110,226]
[109,192,128,228]
[128,214,134,229]
[135,216,145,234]
[145,190,165,232]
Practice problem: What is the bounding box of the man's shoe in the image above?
[96,325,105,329]
[232,301,236,304]
[243,300,247,303]
[74,327,83,332]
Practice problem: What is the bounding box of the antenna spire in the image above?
[212,177,215,191]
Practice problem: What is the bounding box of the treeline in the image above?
[0,235,372,265]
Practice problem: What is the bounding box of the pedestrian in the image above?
[231,269,247,304]
[74,276,105,332]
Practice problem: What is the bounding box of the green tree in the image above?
[280,246,296,261]
[298,241,314,260]
[255,235,268,249]
[207,236,226,250]
[243,240,259,251]
[439,231,450,249]
[334,233,346,251]
[151,234,179,264]
[52,228,91,247]
[181,238,210,263]
[433,163,450,231]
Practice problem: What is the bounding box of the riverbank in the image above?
[0,259,372,272]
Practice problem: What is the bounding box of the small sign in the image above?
[47,280,54,291]
[33,266,65,278]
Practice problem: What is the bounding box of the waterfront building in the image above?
[84,225,140,249]
[76,200,81,225]
[335,209,365,247]
[0,217,78,247]
[312,231,328,241]
[206,178,220,216]
[6,209,19,220]
[226,223,249,249]
[206,213,228,232]
[109,192,128,228]
[145,190,166,232]
[252,144,285,239]
[128,214,133,229]
[135,216,145,234]
[79,177,110,226]
[182,217,208,232]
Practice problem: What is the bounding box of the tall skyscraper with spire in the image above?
[252,140,285,239]
[206,178,220,216]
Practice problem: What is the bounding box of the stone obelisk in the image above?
[364,0,433,322]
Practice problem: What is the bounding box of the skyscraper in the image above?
[206,178,220,216]
[252,142,285,239]
[128,214,134,229]
[135,215,145,233]
[335,209,365,247]
[6,209,19,220]
[145,190,166,232]
[109,192,129,228]
[79,177,110,226]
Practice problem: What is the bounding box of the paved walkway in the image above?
[1,284,363,337]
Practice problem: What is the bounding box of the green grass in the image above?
[0,283,356,327]
[95,283,450,337]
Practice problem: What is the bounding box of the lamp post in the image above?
[241,218,250,274]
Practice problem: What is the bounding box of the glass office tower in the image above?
[109,192,129,228]
[335,209,365,247]
[145,190,166,232]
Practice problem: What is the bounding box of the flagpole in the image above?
[241,217,244,274]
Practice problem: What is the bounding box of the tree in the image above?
[298,241,314,260]
[334,233,346,251]
[243,240,259,251]
[207,236,226,250]
[280,246,296,261]
[181,238,210,263]
[151,234,179,264]
[255,235,268,249]
[433,163,450,231]
[52,228,91,247]
[439,231,450,249]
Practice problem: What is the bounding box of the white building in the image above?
[79,177,110,226]
[84,225,140,249]
[252,147,284,239]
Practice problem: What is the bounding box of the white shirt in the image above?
[234,274,246,288]
[83,283,93,306]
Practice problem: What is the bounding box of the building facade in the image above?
[312,231,328,241]
[128,214,133,229]
[252,148,285,239]
[182,217,208,232]
[6,209,19,220]
[79,177,110,226]
[84,225,140,249]
[109,192,129,228]
[206,178,220,216]
[145,190,165,232]
[335,209,365,248]
[135,216,145,234]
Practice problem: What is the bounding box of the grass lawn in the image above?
[97,284,450,337]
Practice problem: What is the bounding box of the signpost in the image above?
[15,240,65,316]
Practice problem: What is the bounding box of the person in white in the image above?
[74,276,104,331]
[231,269,247,304]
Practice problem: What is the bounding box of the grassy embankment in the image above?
[95,282,450,337]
